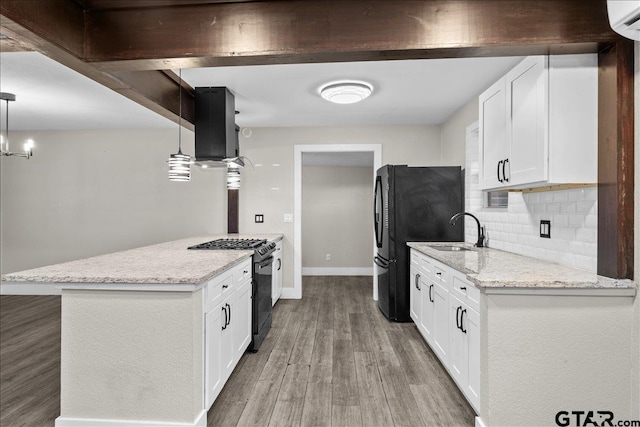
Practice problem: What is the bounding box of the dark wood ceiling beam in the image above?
[84,0,617,71]
[0,8,194,127]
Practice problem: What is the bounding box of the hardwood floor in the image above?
[0,295,61,426]
[208,276,475,427]
[0,276,475,426]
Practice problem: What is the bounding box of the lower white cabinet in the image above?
[272,240,283,305]
[204,258,253,410]
[409,248,480,414]
[431,280,450,363]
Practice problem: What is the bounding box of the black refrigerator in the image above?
[373,165,464,322]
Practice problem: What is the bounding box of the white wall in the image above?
[0,129,227,274]
[301,165,373,274]
[440,96,478,166]
[238,125,442,290]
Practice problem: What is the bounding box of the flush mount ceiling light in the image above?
[167,69,191,182]
[319,81,373,104]
[1,92,35,159]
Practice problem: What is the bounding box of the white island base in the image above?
[55,288,207,427]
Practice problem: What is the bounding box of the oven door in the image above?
[251,255,273,351]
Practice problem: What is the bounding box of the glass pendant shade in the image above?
[168,150,191,181]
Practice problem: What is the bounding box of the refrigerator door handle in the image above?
[374,256,389,269]
[374,175,383,248]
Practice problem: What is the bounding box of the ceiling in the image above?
[0,50,523,131]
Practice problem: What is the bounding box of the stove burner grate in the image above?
[187,238,267,250]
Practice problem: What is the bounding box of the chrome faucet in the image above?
[449,212,485,248]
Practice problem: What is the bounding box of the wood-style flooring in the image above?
[0,276,474,426]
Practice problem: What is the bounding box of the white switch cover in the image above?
[284,213,293,223]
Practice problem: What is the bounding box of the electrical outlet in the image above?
[540,220,551,238]
[255,214,264,223]
[283,213,293,223]
[326,254,331,261]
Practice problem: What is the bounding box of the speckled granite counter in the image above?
[2,234,283,286]
[407,242,636,293]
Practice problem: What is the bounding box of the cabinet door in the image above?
[432,283,449,363]
[205,304,224,409]
[409,265,422,325]
[479,77,508,190]
[221,292,235,382]
[466,307,481,413]
[272,243,283,306]
[234,280,252,360]
[420,278,436,346]
[506,55,548,186]
[448,294,468,389]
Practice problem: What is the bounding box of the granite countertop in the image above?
[407,242,636,291]
[2,234,284,285]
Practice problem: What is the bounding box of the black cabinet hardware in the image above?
[460,309,467,334]
[223,283,229,289]
[436,271,442,276]
[429,284,434,303]
[415,273,421,290]
[503,158,509,182]
[277,259,282,271]
[497,160,503,182]
[227,303,231,326]
[222,306,228,330]
[456,306,462,330]
[460,286,466,291]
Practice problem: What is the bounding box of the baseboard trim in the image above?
[280,287,302,299]
[55,410,206,427]
[302,267,374,276]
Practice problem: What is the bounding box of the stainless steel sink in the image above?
[432,246,471,252]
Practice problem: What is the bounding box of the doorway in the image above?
[293,144,382,300]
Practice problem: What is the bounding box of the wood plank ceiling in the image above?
[0,0,634,279]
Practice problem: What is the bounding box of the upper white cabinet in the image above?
[479,54,597,191]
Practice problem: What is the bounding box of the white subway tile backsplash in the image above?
[466,136,597,273]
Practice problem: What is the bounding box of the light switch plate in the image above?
[283,213,293,223]
[255,214,264,223]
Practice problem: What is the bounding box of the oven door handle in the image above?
[257,256,274,269]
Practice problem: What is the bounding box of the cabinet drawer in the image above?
[234,258,252,285]
[451,270,480,312]
[204,272,233,312]
[410,250,432,278]
[432,259,451,291]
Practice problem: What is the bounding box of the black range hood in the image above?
[194,87,239,165]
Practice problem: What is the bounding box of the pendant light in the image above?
[167,70,191,181]
[0,92,34,159]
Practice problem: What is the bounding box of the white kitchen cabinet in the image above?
[479,77,507,190]
[204,304,223,409]
[272,240,283,306]
[409,264,422,324]
[204,257,253,409]
[419,276,435,347]
[479,54,597,191]
[234,279,252,361]
[431,280,450,363]
[408,248,479,414]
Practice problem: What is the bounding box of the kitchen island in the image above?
[1,234,283,427]
[408,242,637,427]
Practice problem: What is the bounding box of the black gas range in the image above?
[188,238,275,351]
